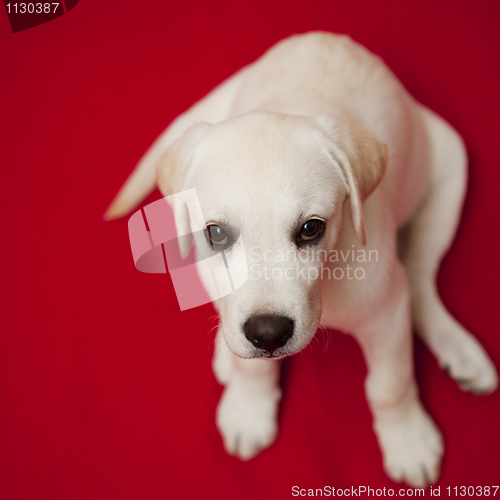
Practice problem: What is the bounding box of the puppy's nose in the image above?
[244,315,294,355]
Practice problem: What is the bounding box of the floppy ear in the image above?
[314,114,388,245]
[156,122,211,196]
[156,122,211,259]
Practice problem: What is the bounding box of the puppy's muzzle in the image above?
[244,315,294,356]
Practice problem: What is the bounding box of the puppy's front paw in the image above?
[216,381,280,460]
[375,404,443,488]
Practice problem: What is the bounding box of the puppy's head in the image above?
[157,111,387,358]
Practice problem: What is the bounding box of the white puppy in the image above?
[105,32,498,487]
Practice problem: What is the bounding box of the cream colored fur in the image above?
[105,32,498,487]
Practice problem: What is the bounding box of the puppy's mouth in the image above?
[249,349,290,360]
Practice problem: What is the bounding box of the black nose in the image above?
[244,315,294,355]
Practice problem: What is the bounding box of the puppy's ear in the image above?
[156,122,211,196]
[156,122,211,259]
[314,114,388,245]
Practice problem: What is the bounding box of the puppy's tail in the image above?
[103,134,167,221]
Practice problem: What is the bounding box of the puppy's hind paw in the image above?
[216,381,280,460]
[375,404,443,488]
[438,332,498,395]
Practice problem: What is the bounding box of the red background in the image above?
[1,1,499,498]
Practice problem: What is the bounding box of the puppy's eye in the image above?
[205,225,229,251]
[297,218,325,245]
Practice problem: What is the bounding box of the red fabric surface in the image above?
[1,1,499,498]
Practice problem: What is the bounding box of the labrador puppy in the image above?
[105,32,498,487]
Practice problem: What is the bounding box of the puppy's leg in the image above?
[213,327,234,385]
[355,262,443,487]
[400,107,498,394]
[213,330,281,460]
